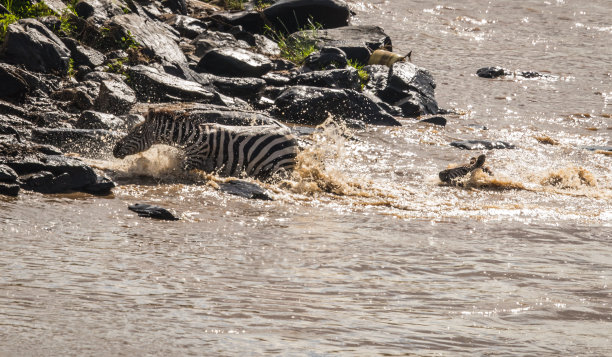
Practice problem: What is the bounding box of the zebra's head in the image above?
[113,121,155,159]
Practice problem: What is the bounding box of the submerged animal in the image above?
[113,110,299,180]
[368,49,412,67]
[438,154,493,185]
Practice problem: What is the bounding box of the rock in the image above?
[450,140,516,150]
[75,0,124,24]
[94,80,137,115]
[162,14,207,39]
[273,86,401,126]
[262,72,292,86]
[304,47,348,70]
[253,34,281,57]
[127,65,216,102]
[0,164,18,182]
[197,47,273,77]
[83,71,125,83]
[293,68,360,90]
[419,116,447,126]
[582,145,612,152]
[211,76,266,99]
[82,175,115,194]
[375,62,438,117]
[291,25,391,64]
[0,63,29,100]
[31,128,123,155]
[0,19,71,74]
[0,114,33,142]
[208,10,264,34]
[0,183,20,196]
[263,0,350,34]
[476,66,510,78]
[128,203,179,221]
[76,110,126,130]
[146,104,284,127]
[219,179,273,200]
[110,14,187,66]
[191,31,250,57]
[62,38,106,68]
[0,100,26,117]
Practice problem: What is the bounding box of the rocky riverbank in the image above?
[0,0,442,197]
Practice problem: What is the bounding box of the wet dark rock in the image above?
[363,64,389,92]
[271,58,296,71]
[582,145,612,152]
[208,10,264,34]
[110,14,187,66]
[292,25,391,64]
[128,203,179,221]
[75,0,125,24]
[262,72,292,86]
[0,63,29,100]
[75,110,126,130]
[31,128,123,155]
[262,86,287,100]
[149,104,284,126]
[0,114,34,141]
[375,62,438,117]
[94,80,137,115]
[304,47,348,71]
[162,14,207,39]
[82,175,115,194]
[263,0,350,34]
[62,38,106,68]
[211,76,266,99]
[127,65,216,102]
[293,68,360,90]
[0,182,20,196]
[476,66,510,79]
[197,47,273,77]
[0,19,70,74]
[192,31,250,57]
[273,86,401,126]
[0,100,26,117]
[419,116,447,126]
[83,71,125,83]
[0,164,18,182]
[253,34,281,57]
[219,179,273,200]
[450,140,516,150]
[162,0,187,16]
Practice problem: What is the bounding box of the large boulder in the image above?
[161,14,207,39]
[109,14,187,66]
[365,62,438,117]
[94,79,137,115]
[197,47,273,77]
[0,63,30,100]
[291,25,391,64]
[31,128,123,155]
[211,76,266,99]
[62,38,105,68]
[303,47,348,70]
[273,86,401,126]
[126,65,217,102]
[263,0,350,34]
[75,110,126,130]
[74,0,125,25]
[293,68,361,90]
[0,19,71,74]
[146,104,284,127]
[191,31,251,57]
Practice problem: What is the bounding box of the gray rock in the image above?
[262,72,292,86]
[273,85,401,126]
[110,14,187,66]
[419,116,447,126]
[76,110,126,130]
[94,80,137,115]
[162,14,207,39]
[75,0,124,24]
[0,182,20,196]
[31,128,123,155]
[450,140,516,150]
[197,47,273,77]
[263,0,350,34]
[0,19,70,74]
[293,68,361,90]
[0,63,29,100]
[253,34,281,57]
[62,38,106,68]
[476,66,510,79]
[208,10,264,34]
[291,25,391,64]
[0,164,18,182]
[127,65,216,102]
[582,145,612,152]
[212,76,266,99]
[147,104,284,127]
[191,31,250,57]
[304,47,348,70]
[375,62,438,117]
[128,203,179,221]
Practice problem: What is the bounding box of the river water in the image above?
[1,0,611,355]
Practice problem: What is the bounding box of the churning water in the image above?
[1,0,611,355]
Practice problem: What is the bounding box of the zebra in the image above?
[113,110,300,180]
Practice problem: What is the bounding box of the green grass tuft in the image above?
[264,18,322,64]
[347,59,370,91]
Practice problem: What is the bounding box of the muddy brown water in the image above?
[2,0,611,355]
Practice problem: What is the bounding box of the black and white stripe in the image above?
[113,114,299,179]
